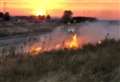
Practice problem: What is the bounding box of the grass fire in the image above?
[64,33,80,49]
[29,44,43,55]
[27,33,82,55]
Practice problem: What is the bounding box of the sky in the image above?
[0,0,120,20]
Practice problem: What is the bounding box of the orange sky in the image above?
[0,0,120,20]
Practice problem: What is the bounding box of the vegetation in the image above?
[0,39,120,82]
[3,12,10,21]
[62,10,73,24]
[0,12,4,18]
[0,12,10,21]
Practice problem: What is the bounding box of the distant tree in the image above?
[0,12,4,18]
[38,15,45,21]
[46,15,51,20]
[3,12,10,21]
[62,10,73,23]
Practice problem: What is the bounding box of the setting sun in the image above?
[0,0,120,19]
[35,10,46,16]
[29,0,65,16]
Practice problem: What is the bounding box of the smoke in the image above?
[29,21,120,53]
[1,20,120,55]
[45,21,120,45]
[22,21,120,54]
[78,21,120,43]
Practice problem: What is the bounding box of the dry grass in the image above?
[0,39,120,82]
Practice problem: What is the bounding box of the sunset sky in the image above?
[0,0,120,20]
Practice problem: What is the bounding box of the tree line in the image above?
[0,12,10,21]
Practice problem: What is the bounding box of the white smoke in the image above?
[1,20,120,55]
[24,21,120,53]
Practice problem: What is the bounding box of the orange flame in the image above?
[65,34,79,49]
[30,46,42,55]
[27,33,86,55]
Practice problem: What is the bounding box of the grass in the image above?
[0,21,59,38]
[0,39,120,82]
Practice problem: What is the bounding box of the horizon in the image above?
[0,0,120,20]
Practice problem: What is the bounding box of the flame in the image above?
[65,34,79,49]
[27,33,86,55]
[30,46,42,55]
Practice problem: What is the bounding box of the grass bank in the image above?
[0,39,120,82]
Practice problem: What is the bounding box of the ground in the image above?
[0,39,120,82]
[0,20,59,37]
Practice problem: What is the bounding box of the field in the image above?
[0,20,59,38]
[0,19,120,82]
[0,39,120,82]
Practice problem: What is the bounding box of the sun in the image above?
[35,10,46,16]
[29,0,66,16]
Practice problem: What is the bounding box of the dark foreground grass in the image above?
[0,39,120,82]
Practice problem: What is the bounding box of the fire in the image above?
[69,34,79,48]
[30,46,42,55]
[65,34,79,49]
[27,33,84,55]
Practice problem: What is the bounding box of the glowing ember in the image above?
[55,44,61,50]
[98,40,102,44]
[65,34,79,49]
[30,46,42,55]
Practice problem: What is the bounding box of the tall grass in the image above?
[0,39,120,82]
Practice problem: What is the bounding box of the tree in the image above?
[3,12,10,21]
[62,10,73,23]
[46,15,51,20]
[0,12,4,18]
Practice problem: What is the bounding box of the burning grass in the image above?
[64,33,80,49]
[28,33,85,55]
[0,39,120,82]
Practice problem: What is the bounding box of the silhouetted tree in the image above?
[38,15,45,21]
[46,15,51,20]
[62,10,73,23]
[0,12,4,18]
[3,12,10,21]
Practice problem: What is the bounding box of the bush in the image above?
[3,12,10,21]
